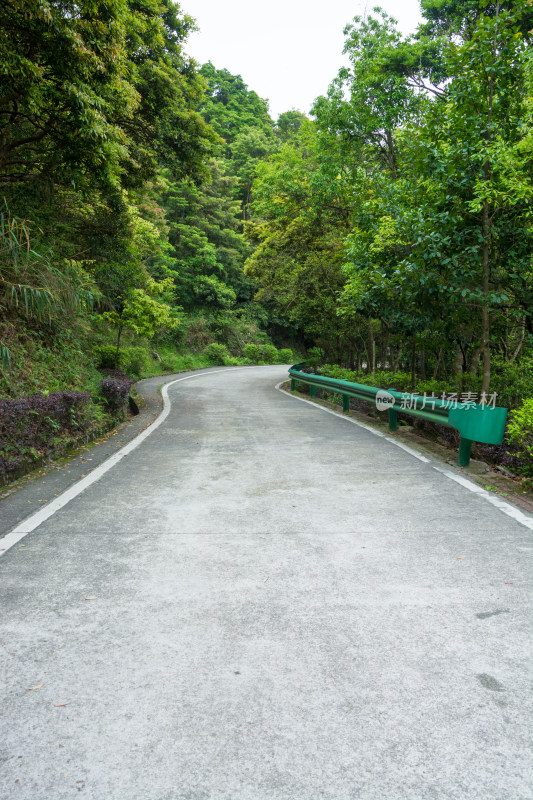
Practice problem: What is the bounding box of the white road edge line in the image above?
[0,368,246,555]
[275,381,429,464]
[276,381,533,532]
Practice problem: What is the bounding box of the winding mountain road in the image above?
[1,366,531,799]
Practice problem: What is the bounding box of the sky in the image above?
[182,0,423,120]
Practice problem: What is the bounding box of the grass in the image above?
[140,349,212,377]
[0,325,103,398]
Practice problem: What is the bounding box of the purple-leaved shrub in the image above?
[99,370,132,410]
[0,391,90,476]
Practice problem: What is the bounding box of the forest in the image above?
[1,0,532,482]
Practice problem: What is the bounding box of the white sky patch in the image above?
[183,0,423,120]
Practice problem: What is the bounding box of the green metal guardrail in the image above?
[288,363,508,467]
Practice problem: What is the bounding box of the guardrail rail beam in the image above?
[288,364,507,468]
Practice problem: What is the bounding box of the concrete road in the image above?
[1,366,531,800]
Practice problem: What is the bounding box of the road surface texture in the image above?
[1,366,531,800]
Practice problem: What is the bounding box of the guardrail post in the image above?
[458,437,472,467]
[287,365,508,465]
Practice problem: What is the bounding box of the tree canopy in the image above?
[2,0,532,416]
[245,0,533,390]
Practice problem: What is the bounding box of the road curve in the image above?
[1,366,531,799]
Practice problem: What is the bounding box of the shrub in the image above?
[178,354,196,370]
[94,344,119,370]
[415,378,452,396]
[506,399,533,477]
[160,354,178,372]
[0,391,91,477]
[490,358,533,410]
[185,317,213,351]
[242,343,262,362]
[262,344,278,364]
[206,312,262,353]
[100,370,132,410]
[203,342,230,365]
[120,346,150,378]
[94,345,150,377]
[278,348,294,364]
[306,346,325,367]
[155,352,209,373]
[320,364,351,380]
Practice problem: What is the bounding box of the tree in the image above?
[400,0,533,391]
[0,0,218,189]
[198,63,273,148]
[275,111,308,142]
[99,269,178,364]
[231,128,275,218]
[155,161,254,311]
[245,120,358,358]
[0,0,135,186]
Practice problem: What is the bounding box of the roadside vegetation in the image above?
[0,0,531,485]
[245,1,533,485]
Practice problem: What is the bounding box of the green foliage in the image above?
[192,276,236,309]
[99,276,179,360]
[0,209,97,326]
[0,326,103,399]
[261,344,278,364]
[506,399,533,477]
[275,111,307,142]
[0,0,219,189]
[157,159,255,312]
[246,2,533,398]
[4,0,533,491]
[489,358,533,410]
[278,348,294,363]
[307,347,325,367]
[90,343,150,377]
[1,2,281,406]
[203,342,230,365]
[245,119,357,356]
[242,344,262,363]
[120,347,150,378]
[152,350,209,374]
[197,63,276,218]
[321,365,452,395]
[94,345,120,371]
[199,63,274,146]
[0,12,288,488]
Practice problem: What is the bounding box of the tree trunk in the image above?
[502,311,509,361]
[368,321,376,373]
[468,345,482,375]
[452,344,463,377]
[419,347,426,380]
[432,348,441,379]
[391,346,401,373]
[410,336,416,390]
[509,316,526,364]
[381,332,389,370]
[480,200,491,394]
[114,322,124,369]
[479,0,499,395]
